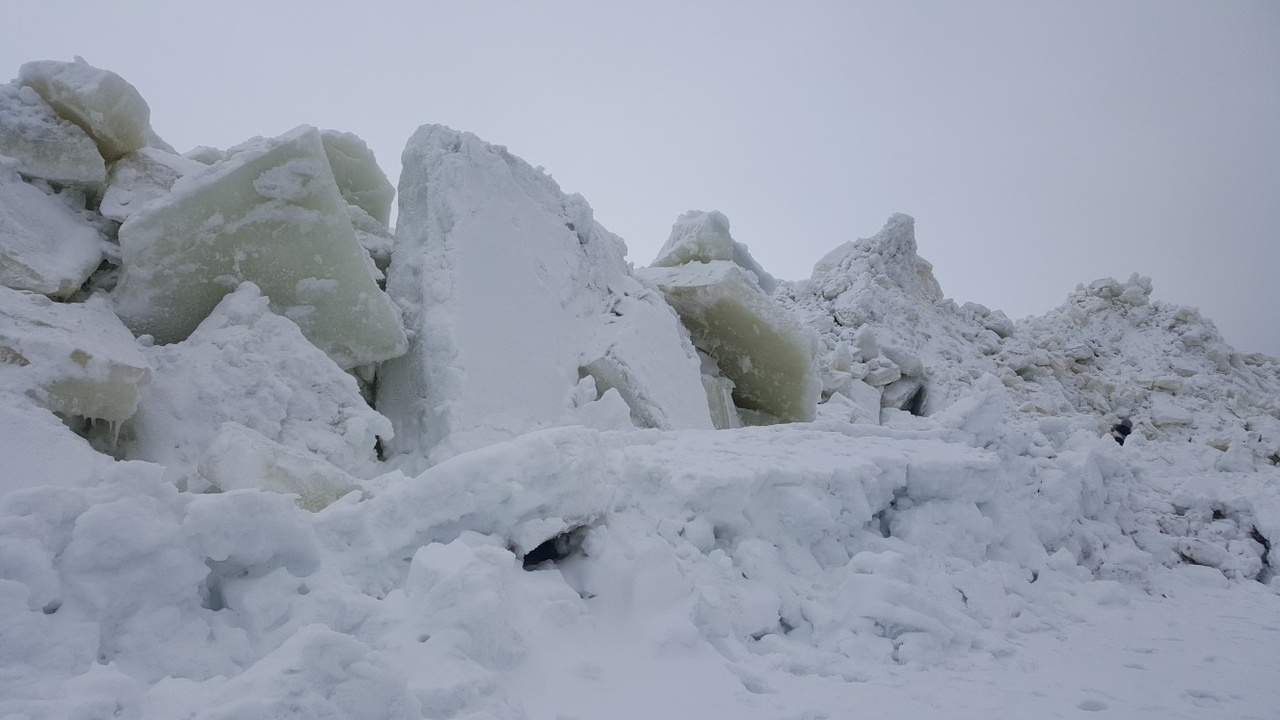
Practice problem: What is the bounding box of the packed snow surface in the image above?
[1,57,1279,719]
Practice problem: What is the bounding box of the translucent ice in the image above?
[18,58,153,162]
[112,125,407,369]
[639,261,822,423]
[0,286,150,424]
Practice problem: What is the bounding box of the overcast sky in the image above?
[5,1,1278,355]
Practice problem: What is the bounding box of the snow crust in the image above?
[2,58,1280,720]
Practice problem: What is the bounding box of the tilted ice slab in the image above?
[378,124,712,464]
[0,161,104,298]
[650,210,777,292]
[112,124,407,369]
[639,260,822,423]
[124,283,392,486]
[0,285,150,424]
[18,58,154,162]
[0,83,105,189]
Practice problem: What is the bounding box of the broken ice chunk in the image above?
[650,210,777,292]
[99,147,205,222]
[0,83,106,189]
[0,163,104,298]
[112,125,407,369]
[0,286,150,424]
[639,261,822,423]
[198,422,361,512]
[320,129,395,226]
[19,59,153,162]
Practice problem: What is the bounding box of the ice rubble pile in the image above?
[1,57,1279,719]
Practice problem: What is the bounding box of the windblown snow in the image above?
[1,59,1278,719]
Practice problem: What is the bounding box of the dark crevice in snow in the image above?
[521,525,590,570]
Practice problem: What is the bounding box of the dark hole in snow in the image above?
[521,525,590,570]
[906,386,927,417]
[297,583,310,596]
[42,600,60,615]
[417,634,430,643]
[1212,508,1226,521]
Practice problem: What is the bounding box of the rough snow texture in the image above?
[18,58,153,162]
[1,60,1280,719]
[112,125,407,369]
[378,124,712,465]
[0,82,105,189]
[123,284,392,487]
[640,260,822,423]
[650,210,778,292]
[0,161,105,298]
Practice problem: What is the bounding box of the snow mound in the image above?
[124,283,391,487]
[378,124,711,466]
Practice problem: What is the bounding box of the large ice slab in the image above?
[0,161,103,298]
[0,83,105,189]
[378,124,712,464]
[112,125,407,369]
[0,286,150,424]
[124,283,392,485]
[651,210,777,292]
[99,147,205,222]
[639,260,822,423]
[18,59,153,162]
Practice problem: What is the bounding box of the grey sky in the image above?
[5,1,1278,355]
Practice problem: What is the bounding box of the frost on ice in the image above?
[99,146,205,222]
[640,258,822,424]
[0,160,104,298]
[378,124,711,464]
[18,58,155,162]
[0,82,105,190]
[111,125,407,369]
[0,286,149,425]
[650,210,777,292]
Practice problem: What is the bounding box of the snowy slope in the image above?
[1,58,1278,720]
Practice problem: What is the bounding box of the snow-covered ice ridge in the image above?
[2,58,1279,719]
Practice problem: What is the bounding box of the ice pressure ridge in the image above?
[2,58,1279,719]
